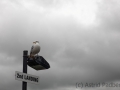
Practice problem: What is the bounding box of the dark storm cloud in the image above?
[0,0,120,90]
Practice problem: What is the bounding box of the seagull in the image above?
[30,41,40,58]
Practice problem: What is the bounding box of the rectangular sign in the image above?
[15,71,39,84]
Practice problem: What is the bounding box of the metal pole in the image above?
[22,50,28,90]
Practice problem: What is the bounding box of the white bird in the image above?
[30,41,40,58]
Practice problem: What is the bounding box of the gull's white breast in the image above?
[32,43,40,55]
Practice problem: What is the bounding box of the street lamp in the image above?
[22,50,50,90]
[27,56,50,70]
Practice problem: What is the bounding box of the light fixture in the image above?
[27,56,50,70]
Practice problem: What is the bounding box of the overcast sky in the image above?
[0,0,120,90]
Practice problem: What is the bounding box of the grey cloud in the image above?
[0,0,120,90]
[97,0,120,31]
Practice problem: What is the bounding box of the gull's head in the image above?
[35,41,39,43]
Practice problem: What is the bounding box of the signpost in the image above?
[15,50,50,90]
[15,71,39,84]
[22,50,28,90]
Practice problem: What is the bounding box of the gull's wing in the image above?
[30,45,34,55]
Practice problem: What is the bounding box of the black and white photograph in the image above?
[0,0,120,90]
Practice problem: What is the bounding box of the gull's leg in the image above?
[33,56,35,60]
[28,55,30,58]
[36,54,39,59]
